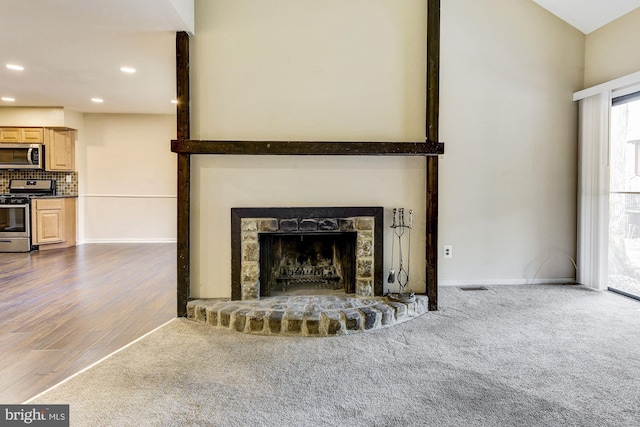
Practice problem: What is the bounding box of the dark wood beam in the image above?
[426,0,441,311]
[176,31,190,317]
[171,140,444,156]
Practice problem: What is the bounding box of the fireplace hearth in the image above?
[231,207,383,300]
[187,294,429,336]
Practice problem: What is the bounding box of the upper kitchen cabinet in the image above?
[0,127,44,143]
[45,128,75,171]
[0,126,75,171]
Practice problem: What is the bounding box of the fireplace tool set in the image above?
[387,208,415,303]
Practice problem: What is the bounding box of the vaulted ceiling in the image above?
[531,0,640,33]
[1,1,638,115]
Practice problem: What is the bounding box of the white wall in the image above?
[191,0,427,142]
[191,155,426,297]
[189,0,585,298]
[438,0,584,285]
[0,107,65,127]
[585,7,640,88]
[191,0,427,298]
[80,113,177,243]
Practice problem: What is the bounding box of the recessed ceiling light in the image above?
[6,64,24,71]
[91,98,104,103]
[120,66,136,74]
[1,97,16,102]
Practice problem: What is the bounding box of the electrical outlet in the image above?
[443,245,452,258]
[65,174,72,183]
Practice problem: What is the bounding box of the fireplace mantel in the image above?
[171,140,444,156]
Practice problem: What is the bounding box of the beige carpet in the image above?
[29,285,640,426]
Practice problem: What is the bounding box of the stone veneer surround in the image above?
[231,207,383,300]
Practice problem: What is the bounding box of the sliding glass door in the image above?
[609,92,640,300]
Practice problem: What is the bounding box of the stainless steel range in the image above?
[0,179,56,252]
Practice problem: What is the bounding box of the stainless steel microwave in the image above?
[0,144,44,170]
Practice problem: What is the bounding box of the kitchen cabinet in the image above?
[0,209,8,229]
[31,197,76,250]
[45,128,75,171]
[0,127,44,143]
[0,127,75,170]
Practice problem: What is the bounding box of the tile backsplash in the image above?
[0,171,78,195]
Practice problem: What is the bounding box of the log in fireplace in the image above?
[259,232,356,296]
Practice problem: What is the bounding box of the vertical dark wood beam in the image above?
[426,0,440,311]
[176,31,190,317]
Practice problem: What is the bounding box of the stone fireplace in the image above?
[231,207,383,300]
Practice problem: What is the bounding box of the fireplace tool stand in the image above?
[387,208,415,303]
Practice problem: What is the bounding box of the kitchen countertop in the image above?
[32,194,78,199]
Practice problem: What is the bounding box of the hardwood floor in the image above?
[0,243,176,403]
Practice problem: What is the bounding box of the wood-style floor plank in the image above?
[0,243,176,403]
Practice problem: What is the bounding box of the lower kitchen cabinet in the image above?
[31,198,76,250]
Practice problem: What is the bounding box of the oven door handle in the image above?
[27,148,34,165]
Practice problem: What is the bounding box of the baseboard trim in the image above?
[439,278,577,287]
[79,238,177,244]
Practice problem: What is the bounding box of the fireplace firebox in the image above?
[231,207,383,300]
[259,232,357,296]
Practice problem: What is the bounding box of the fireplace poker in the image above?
[387,208,397,283]
[387,207,415,303]
[397,208,409,292]
[407,209,413,282]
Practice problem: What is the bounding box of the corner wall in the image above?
[80,113,177,243]
[437,0,584,285]
[585,7,640,88]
